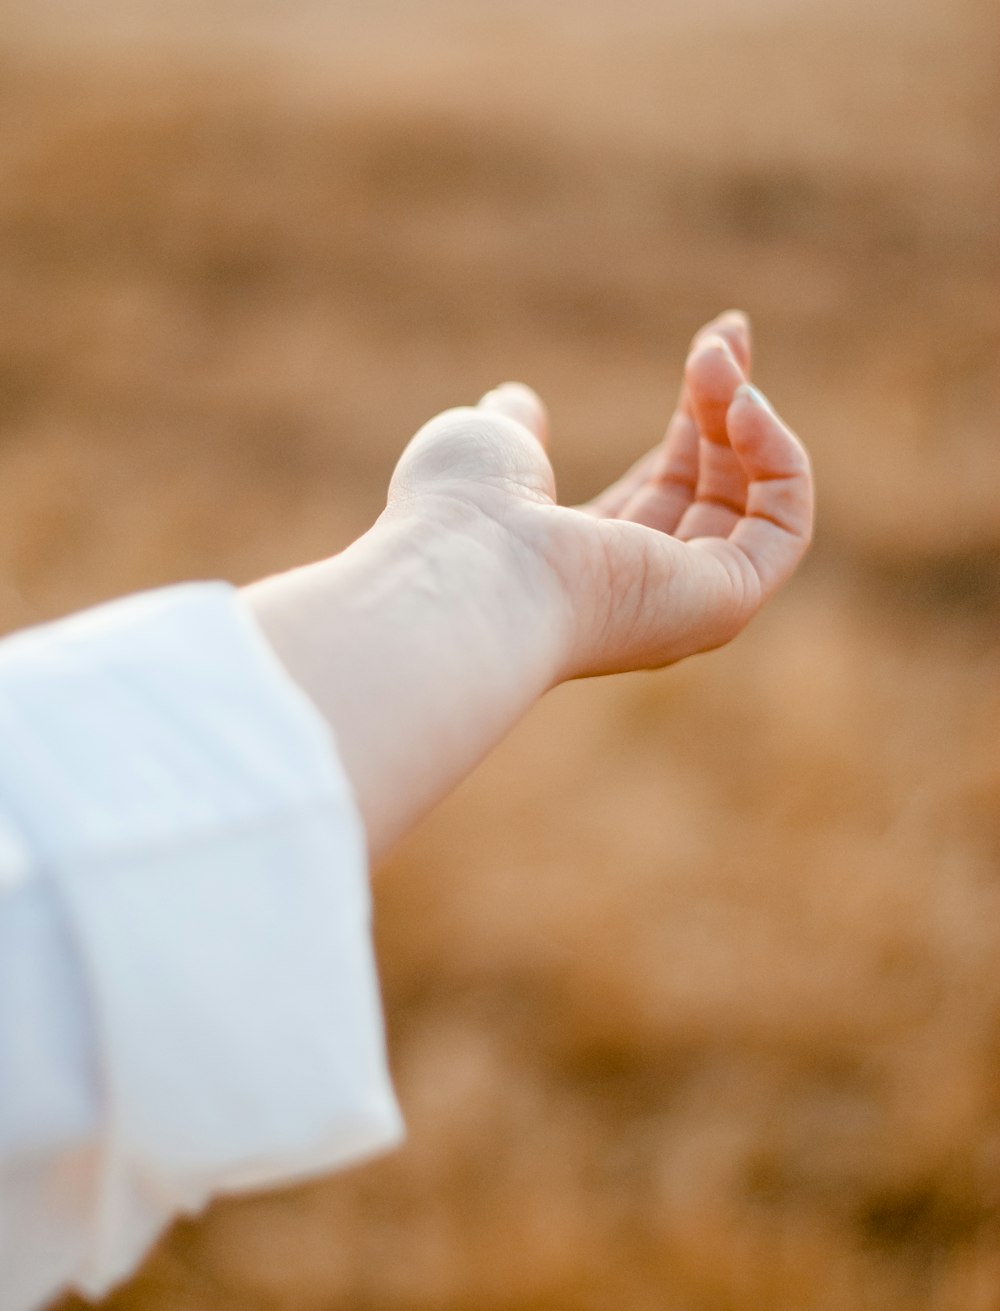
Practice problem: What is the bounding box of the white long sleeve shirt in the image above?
[0,584,404,1311]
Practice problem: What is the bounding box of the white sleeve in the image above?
[0,583,404,1311]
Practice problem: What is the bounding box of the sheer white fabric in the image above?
[0,584,404,1310]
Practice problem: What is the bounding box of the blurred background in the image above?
[2,0,999,1307]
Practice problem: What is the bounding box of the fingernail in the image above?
[719,308,750,329]
[736,382,775,415]
[700,333,738,363]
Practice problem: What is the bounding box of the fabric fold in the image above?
[0,584,403,1309]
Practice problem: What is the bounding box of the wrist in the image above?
[244,501,568,862]
[376,495,571,690]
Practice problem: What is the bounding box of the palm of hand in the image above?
[388,312,813,681]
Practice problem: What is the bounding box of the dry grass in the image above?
[1,2,998,1307]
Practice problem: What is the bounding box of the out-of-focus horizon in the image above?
[2,0,998,1308]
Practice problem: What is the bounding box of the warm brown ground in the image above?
[2,2,999,1308]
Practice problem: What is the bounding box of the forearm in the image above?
[244,503,565,864]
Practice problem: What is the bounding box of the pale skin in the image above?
[245,311,813,864]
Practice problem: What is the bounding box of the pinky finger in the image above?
[725,384,814,598]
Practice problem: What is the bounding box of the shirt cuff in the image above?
[0,583,404,1302]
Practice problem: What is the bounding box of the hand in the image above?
[247,311,813,860]
[387,309,813,680]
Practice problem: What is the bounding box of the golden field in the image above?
[1,2,998,1307]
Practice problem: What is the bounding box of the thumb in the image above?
[389,382,554,505]
[476,381,550,450]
